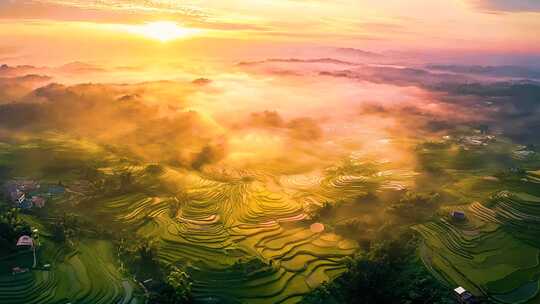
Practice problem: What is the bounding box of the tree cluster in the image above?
[301,232,454,304]
[0,207,31,254]
[149,266,194,304]
[117,237,160,278]
[51,212,81,248]
[386,192,440,223]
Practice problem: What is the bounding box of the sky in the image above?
[0,0,539,65]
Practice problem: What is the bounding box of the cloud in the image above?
[0,64,40,78]
[0,0,267,32]
[243,111,323,141]
[238,58,361,67]
[0,74,52,102]
[0,62,109,81]
[287,117,323,141]
[319,66,473,87]
[471,0,540,12]
[192,78,212,86]
[0,46,17,56]
[247,111,285,129]
[0,80,226,167]
[58,62,107,74]
[0,0,207,24]
[244,56,540,144]
[4,55,539,177]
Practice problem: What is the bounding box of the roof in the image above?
[31,196,46,207]
[16,235,34,247]
[462,292,474,300]
[454,286,467,295]
[48,186,65,194]
[19,199,32,209]
[452,211,466,218]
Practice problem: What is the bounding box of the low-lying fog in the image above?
[1,53,539,175]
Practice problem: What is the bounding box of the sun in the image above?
[124,21,201,42]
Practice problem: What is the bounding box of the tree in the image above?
[301,233,454,304]
[169,190,189,218]
[145,164,165,176]
[81,164,102,181]
[166,267,193,303]
[336,220,362,236]
[386,192,440,223]
[149,266,193,304]
[119,169,135,192]
[191,145,224,170]
[51,213,81,248]
[117,237,159,278]
[307,201,339,222]
[136,239,157,265]
[526,144,537,152]
[101,167,141,195]
[0,207,31,254]
[478,124,489,134]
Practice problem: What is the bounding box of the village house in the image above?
[451,211,466,221]
[11,267,29,275]
[454,286,478,304]
[31,196,46,208]
[459,135,496,147]
[16,235,37,268]
[47,185,65,196]
[16,235,34,248]
[3,180,47,209]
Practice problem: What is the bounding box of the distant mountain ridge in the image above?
[427,64,540,79]
[334,47,383,58]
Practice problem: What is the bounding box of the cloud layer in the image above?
[0,56,539,175]
[472,0,540,12]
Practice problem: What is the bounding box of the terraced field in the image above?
[528,171,540,184]
[415,178,540,303]
[0,136,420,303]
[0,240,141,304]
[94,160,415,303]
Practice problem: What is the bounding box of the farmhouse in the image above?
[18,180,40,192]
[451,211,466,221]
[459,135,496,147]
[11,267,29,275]
[31,196,46,208]
[16,235,34,248]
[47,185,65,195]
[19,199,33,209]
[3,180,48,209]
[453,286,478,304]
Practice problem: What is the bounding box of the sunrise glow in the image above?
[122,21,201,42]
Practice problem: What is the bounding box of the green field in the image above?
[1,132,539,303]
[0,239,142,304]
[91,166,372,303]
[2,136,403,303]
[415,173,540,303]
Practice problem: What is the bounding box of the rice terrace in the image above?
[1,1,540,303]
